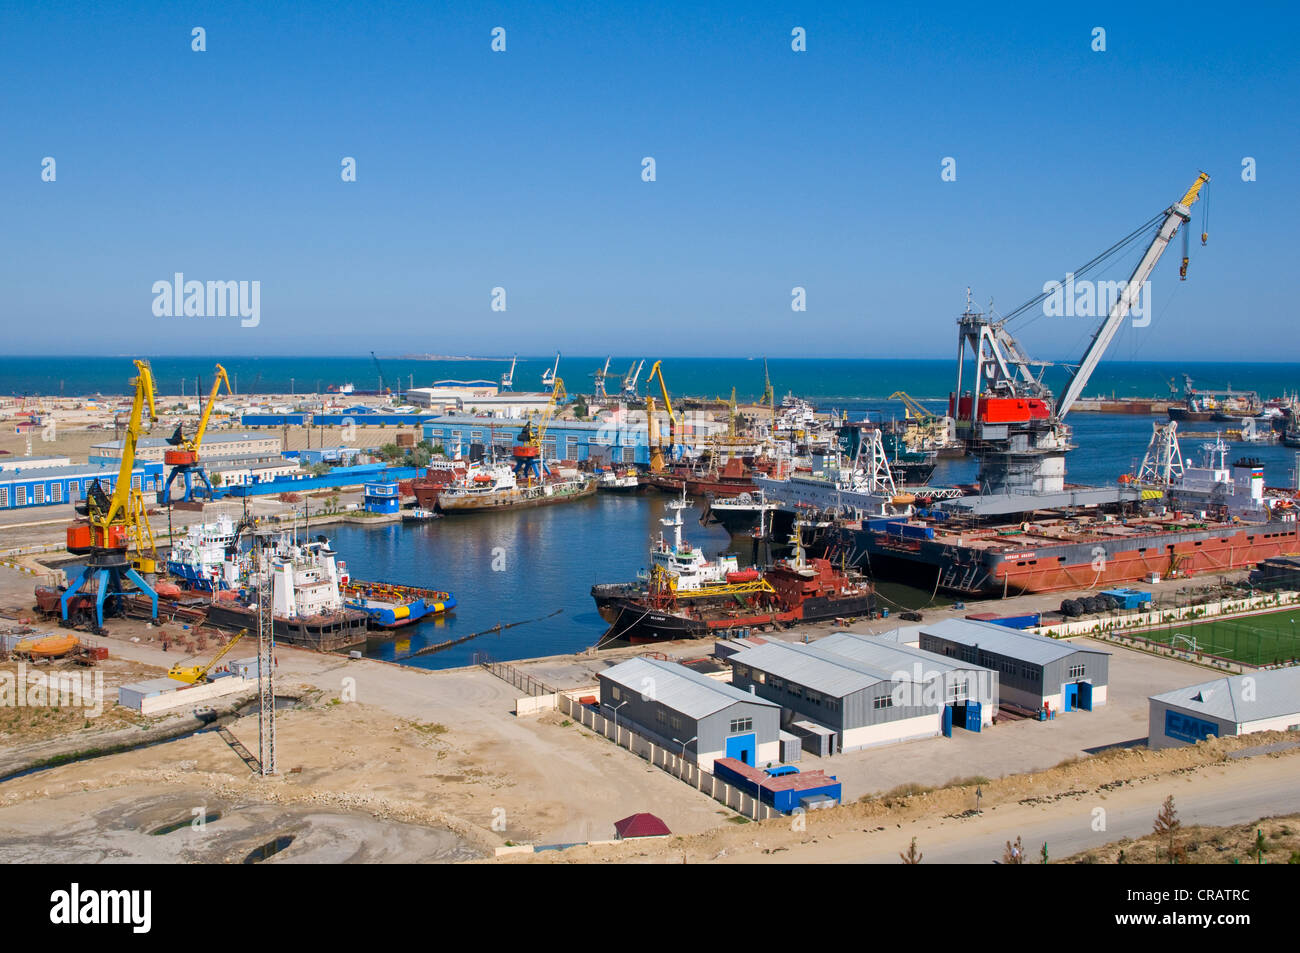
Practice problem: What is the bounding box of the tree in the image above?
[1153,795,1184,863]
[1002,835,1024,864]
[900,836,922,864]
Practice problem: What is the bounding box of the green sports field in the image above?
[1145,608,1300,667]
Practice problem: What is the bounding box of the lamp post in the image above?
[672,734,697,763]
[612,700,628,744]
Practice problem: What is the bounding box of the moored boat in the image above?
[340,575,456,629]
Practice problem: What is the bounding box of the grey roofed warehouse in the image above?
[597,657,780,771]
[728,637,996,753]
[1148,667,1300,749]
[914,617,1109,714]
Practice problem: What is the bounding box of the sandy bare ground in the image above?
[502,733,1300,864]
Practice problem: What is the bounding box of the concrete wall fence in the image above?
[556,692,778,821]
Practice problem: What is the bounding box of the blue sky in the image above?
[3,1,1297,360]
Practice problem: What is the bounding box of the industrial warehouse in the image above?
[913,618,1110,715]
[597,656,781,770]
[726,633,997,754]
[1148,667,1300,749]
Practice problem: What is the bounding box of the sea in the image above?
[2,355,1297,406]
[7,355,1298,670]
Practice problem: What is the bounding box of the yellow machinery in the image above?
[161,363,232,502]
[889,391,938,421]
[646,361,677,472]
[512,377,566,483]
[63,360,161,629]
[168,629,247,684]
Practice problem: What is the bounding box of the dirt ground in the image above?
[501,732,1300,864]
[1062,812,1300,865]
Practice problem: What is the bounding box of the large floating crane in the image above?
[953,172,1210,499]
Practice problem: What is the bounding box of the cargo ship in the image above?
[411,459,469,510]
[437,462,596,513]
[831,442,1300,596]
[339,572,456,630]
[835,508,1299,596]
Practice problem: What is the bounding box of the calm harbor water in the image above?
[331,407,1300,671]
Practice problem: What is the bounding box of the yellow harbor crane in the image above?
[512,377,567,483]
[63,360,161,629]
[161,363,232,502]
[646,361,678,472]
[168,629,248,684]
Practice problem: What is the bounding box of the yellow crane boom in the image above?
[168,629,248,684]
[889,391,937,421]
[648,360,677,446]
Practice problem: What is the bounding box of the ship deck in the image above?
[897,514,1281,555]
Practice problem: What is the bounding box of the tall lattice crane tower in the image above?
[254,536,277,776]
[1137,421,1185,488]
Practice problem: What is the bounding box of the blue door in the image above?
[1063,683,1077,712]
[964,701,982,732]
[1077,681,1093,711]
[725,733,756,765]
[942,704,953,738]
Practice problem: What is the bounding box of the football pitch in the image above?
[1147,609,1300,666]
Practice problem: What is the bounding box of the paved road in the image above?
[733,752,1300,864]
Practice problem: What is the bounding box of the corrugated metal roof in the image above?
[93,432,268,449]
[920,617,1109,665]
[732,640,909,697]
[816,632,989,676]
[1150,667,1300,724]
[0,463,137,482]
[600,657,777,719]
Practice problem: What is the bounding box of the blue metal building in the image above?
[422,415,725,466]
[363,481,400,514]
[0,462,165,510]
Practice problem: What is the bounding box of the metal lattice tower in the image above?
[255,540,276,776]
[1137,421,1185,487]
[863,429,897,496]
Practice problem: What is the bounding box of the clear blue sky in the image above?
[4,1,1296,360]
